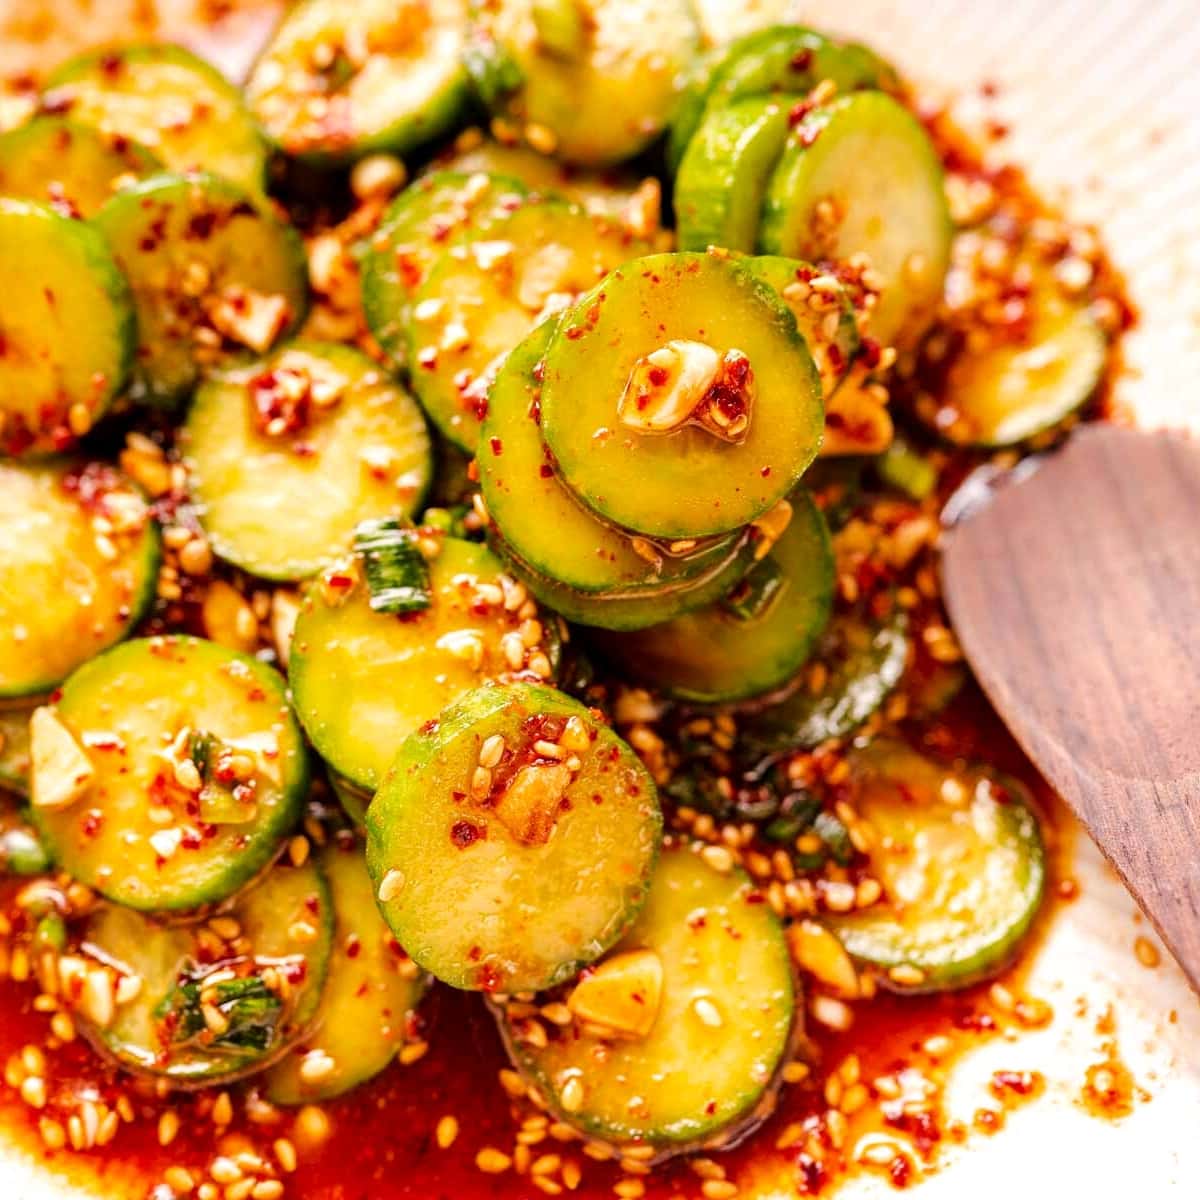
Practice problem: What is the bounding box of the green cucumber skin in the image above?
[675,98,794,254]
[667,24,900,174]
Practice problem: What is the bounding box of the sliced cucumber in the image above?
[667,24,900,175]
[0,198,134,456]
[541,252,824,540]
[32,637,310,912]
[0,704,34,797]
[498,842,795,1155]
[675,97,794,254]
[77,858,331,1086]
[43,44,266,196]
[465,0,700,166]
[0,116,159,216]
[925,269,1108,446]
[744,254,860,398]
[407,198,648,450]
[829,740,1046,992]
[761,91,951,351]
[93,172,309,406]
[437,136,645,220]
[480,320,758,630]
[365,682,662,993]
[0,461,159,699]
[247,0,470,163]
[266,841,427,1103]
[329,772,371,828]
[183,341,431,581]
[740,607,908,756]
[593,490,833,704]
[290,536,557,792]
[361,170,528,371]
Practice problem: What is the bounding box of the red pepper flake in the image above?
[488,436,503,456]
[450,820,483,849]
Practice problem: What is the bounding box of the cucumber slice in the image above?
[924,269,1108,447]
[407,199,648,451]
[365,682,662,992]
[761,91,951,351]
[465,0,700,166]
[437,137,645,220]
[0,116,159,216]
[593,490,833,704]
[0,704,34,797]
[743,255,860,398]
[183,341,432,582]
[246,0,471,163]
[740,608,908,756]
[480,320,759,630]
[43,44,266,196]
[361,170,528,371]
[290,536,558,792]
[32,637,310,912]
[0,461,159,699]
[498,842,795,1155]
[266,841,428,1103]
[540,252,824,540]
[675,97,794,255]
[829,740,1046,992]
[0,199,134,456]
[667,24,900,176]
[77,858,332,1087]
[93,172,309,406]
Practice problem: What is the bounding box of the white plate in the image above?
[0,1,1197,1196]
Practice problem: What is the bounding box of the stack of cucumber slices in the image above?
[0,2,1095,1169]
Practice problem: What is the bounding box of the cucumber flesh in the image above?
[43,44,266,196]
[0,116,159,216]
[761,91,951,351]
[465,0,701,166]
[329,772,371,828]
[675,97,794,254]
[740,607,908,756]
[266,841,427,1103]
[0,461,159,699]
[479,320,758,629]
[0,199,134,455]
[33,637,310,912]
[0,704,34,797]
[183,341,431,582]
[743,254,860,397]
[498,842,795,1155]
[828,740,1046,992]
[247,0,471,163]
[78,859,332,1086]
[361,170,529,371]
[94,172,309,406]
[435,136,647,221]
[289,536,559,792]
[540,252,824,540]
[667,24,900,175]
[925,266,1107,446]
[591,489,833,704]
[365,682,662,993]
[407,199,648,450]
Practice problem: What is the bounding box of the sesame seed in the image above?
[252,1182,284,1200]
[159,1110,180,1146]
[39,1117,66,1150]
[613,1180,645,1198]
[435,1115,459,1149]
[479,734,506,769]
[476,1147,513,1174]
[887,964,926,988]
[295,1105,331,1146]
[398,1040,429,1065]
[164,1166,195,1194]
[19,1076,46,1109]
[210,1157,242,1184]
[560,1075,585,1114]
[1134,936,1161,968]
[699,845,734,874]
[701,1182,739,1199]
[378,870,405,902]
[299,1050,337,1084]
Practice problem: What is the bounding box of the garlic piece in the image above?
[493,762,572,846]
[618,340,721,433]
[567,948,664,1039]
[30,707,94,811]
[789,920,860,999]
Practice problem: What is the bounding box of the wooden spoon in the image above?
[940,423,1200,992]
